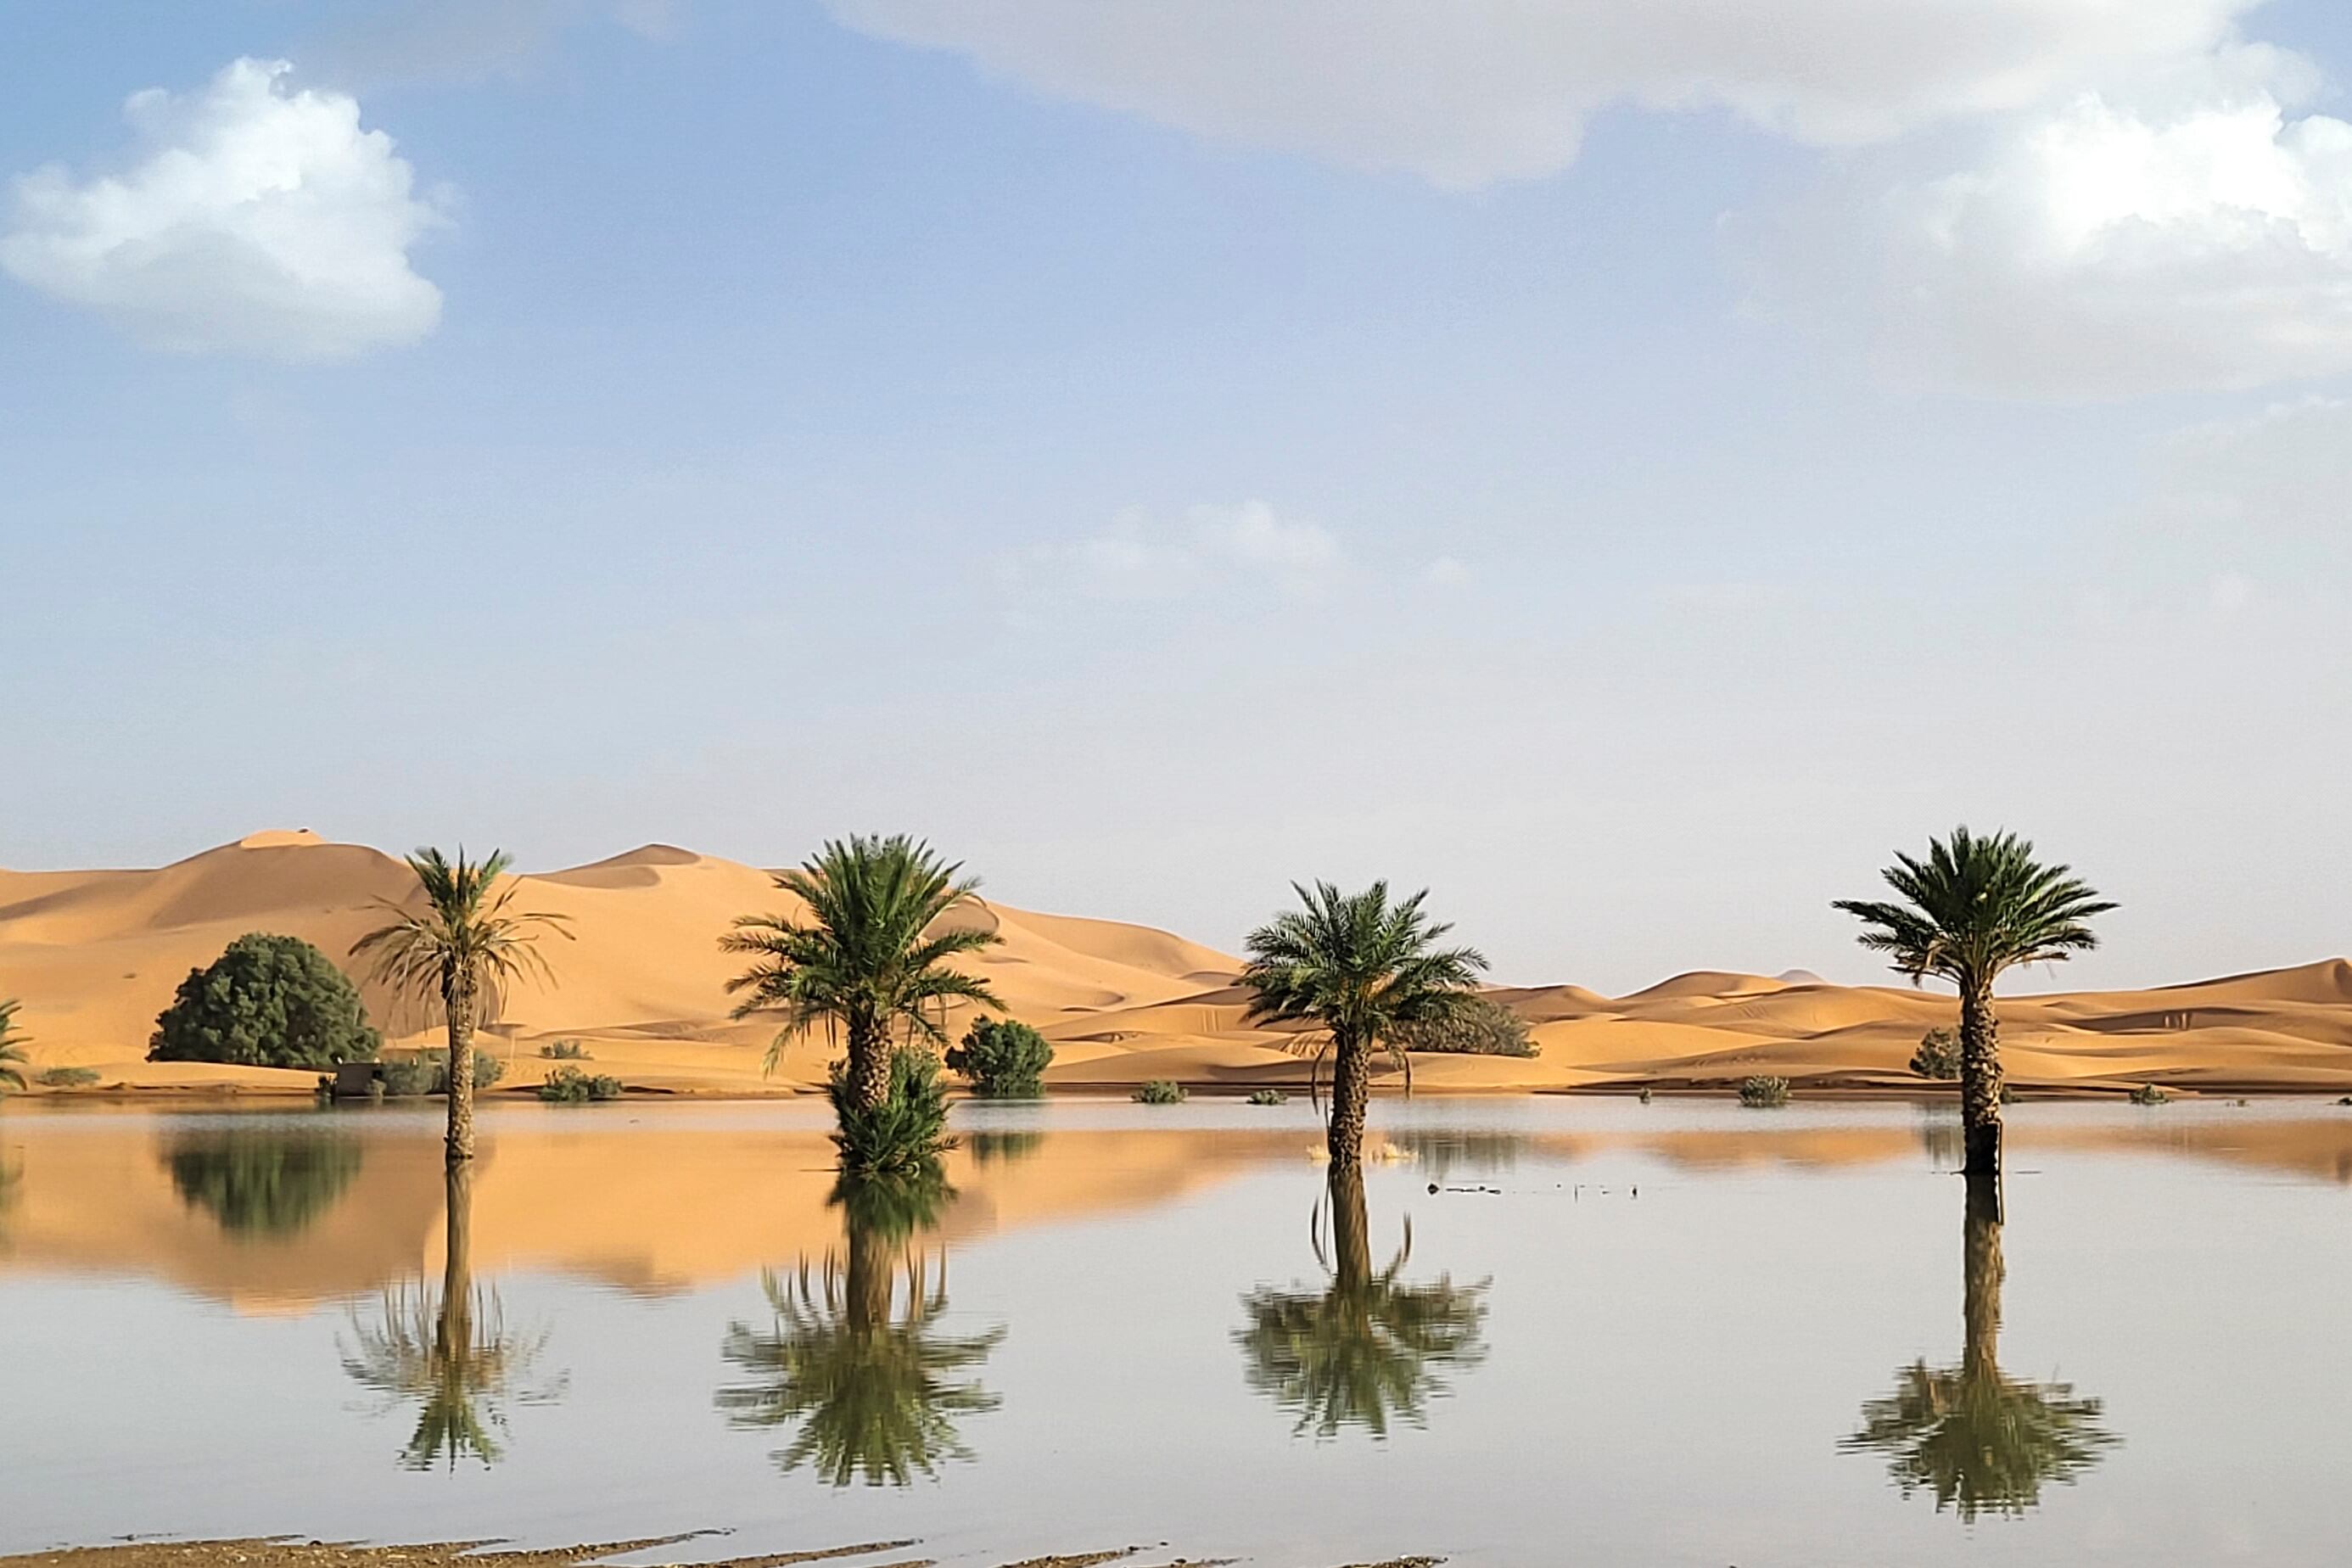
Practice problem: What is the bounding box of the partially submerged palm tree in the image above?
[1241,882,1487,1168]
[1834,827,2114,1178]
[352,848,571,1164]
[1235,1168,1488,1439]
[717,1170,1004,1487]
[1844,1178,2117,1518]
[0,998,30,1093]
[723,836,1002,1115]
[341,1164,557,1470]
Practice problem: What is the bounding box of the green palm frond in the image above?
[350,848,574,1022]
[0,999,27,1094]
[1834,826,2116,991]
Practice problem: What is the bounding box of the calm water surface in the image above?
[3,1096,2348,1565]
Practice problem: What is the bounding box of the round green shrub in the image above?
[1134,1079,1186,1105]
[1738,1074,1792,1108]
[1246,1088,1288,1106]
[1910,1027,1962,1080]
[148,932,381,1070]
[944,1016,1055,1097]
[539,1065,624,1103]
[1390,994,1537,1057]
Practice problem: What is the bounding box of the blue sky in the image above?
[5,0,2352,990]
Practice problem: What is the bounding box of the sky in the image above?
[4,0,2352,993]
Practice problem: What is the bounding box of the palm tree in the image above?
[340,1163,557,1470]
[352,848,571,1164]
[722,836,1002,1115]
[1240,882,1487,1169]
[0,999,27,1094]
[1235,1168,1489,1438]
[717,1170,1004,1486]
[1843,1177,2117,1518]
[1834,827,2114,1179]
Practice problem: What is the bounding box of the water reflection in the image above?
[718,1171,1005,1487]
[164,1131,363,1238]
[965,1130,1045,1166]
[1391,1130,1526,1181]
[340,1164,557,1470]
[1235,1168,1489,1439]
[1843,1178,2119,1518]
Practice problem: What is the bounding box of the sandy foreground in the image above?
[4,830,2350,1098]
[0,1542,1435,1568]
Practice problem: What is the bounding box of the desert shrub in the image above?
[148,933,380,1070]
[1910,1027,1961,1080]
[2000,1084,2020,1105]
[1739,1075,1791,1108]
[1246,1088,1288,1106]
[1638,1086,1654,1104]
[1134,1079,1186,1105]
[831,1050,955,1177]
[539,1039,592,1061]
[380,1048,502,1097]
[538,1066,624,1103]
[2130,1084,2171,1106]
[944,1017,1054,1098]
[36,1066,101,1088]
[1390,994,1537,1057]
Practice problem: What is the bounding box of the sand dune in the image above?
[3,832,2351,1096]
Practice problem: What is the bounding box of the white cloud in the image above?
[1873,48,2352,396]
[823,0,2251,188]
[1007,500,1341,602]
[2,59,445,360]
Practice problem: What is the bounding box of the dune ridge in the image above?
[3,832,2350,1096]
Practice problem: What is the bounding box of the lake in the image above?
[3,1095,2348,1565]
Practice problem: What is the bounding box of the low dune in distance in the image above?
[3,831,2350,1098]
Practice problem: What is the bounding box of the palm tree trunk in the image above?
[1961,1172,2003,1384]
[843,1204,893,1334]
[847,1012,892,1114]
[1958,980,2002,1178]
[1327,1032,1369,1171]
[445,972,477,1166]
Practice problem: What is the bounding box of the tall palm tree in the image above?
[353,848,571,1165]
[717,1170,1004,1486]
[1240,882,1487,1169]
[340,1163,557,1470]
[1834,827,2114,1179]
[1235,1168,1489,1439]
[723,836,1002,1115]
[0,999,27,1094]
[1843,1176,2117,1518]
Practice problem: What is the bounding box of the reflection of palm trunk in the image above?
[844,1206,893,1333]
[445,974,478,1165]
[1328,1166,1370,1296]
[1328,1034,1369,1170]
[1961,1174,2003,1385]
[439,1163,475,1362]
[1959,983,2002,1177]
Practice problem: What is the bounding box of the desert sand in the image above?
[3,831,2350,1099]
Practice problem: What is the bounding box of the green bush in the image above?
[944,1016,1055,1097]
[1390,994,1537,1057]
[36,1066,101,1088]
[1739,1075,1791,1108]
[1134,1079,1186,1105]
[831,1050,955,1177]
[539,1039,592,1061]
[538,1065,624,1103]
[379,1048,502,1097]
[1910,1027,1961,1080]
[2130,1084,2171,1106]
[1638,1086,1654,1104]
[148,932,381,1070]
[1246,1088,1288,1106]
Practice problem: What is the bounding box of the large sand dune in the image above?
[3,832,2350,1097]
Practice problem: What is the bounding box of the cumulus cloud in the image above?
[824,0,2251,188]
[1006,500,1341,602]
[2,59,445,360]
[1873,48,2352,396]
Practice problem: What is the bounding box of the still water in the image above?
[3,1096,2348,1565]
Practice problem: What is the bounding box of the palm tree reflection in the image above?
[341,1163,556,1470]
[717,1169,1005,1487]
[1235,1168,1489,1438]
[1844,1177,2117,1518]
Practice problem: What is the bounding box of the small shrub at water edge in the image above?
[1246,1088,1287,1106]
[1739,1075,1791,1108]
[37,1066,101,1088]
[2130,1084,2171,1106]
[944,1016,1055,1097]
[831,1050,955,1177]
[539,1065,624,1103]
[1134,1079,1186,1105]
[1638,1086,1653,1104]
[380,1049,503,1097]
[540,1039,592,1060]
[1910,1027,1961,1080]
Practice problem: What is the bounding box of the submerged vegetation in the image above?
[2129,1084,2172,1106]
[354,848,571,1165]
[149,932,380,1070]
[1247,1088,1289,1106]
[1838,827,2114,1178]
[1241,882,1487,1170]
[830,1050,955,1177]
[944,1016,1054,1098]
[380,1049,502,1099]
[537,1066,624,1103]
[1134,1079,1186,1105]
[1739,1075,1792,1107]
